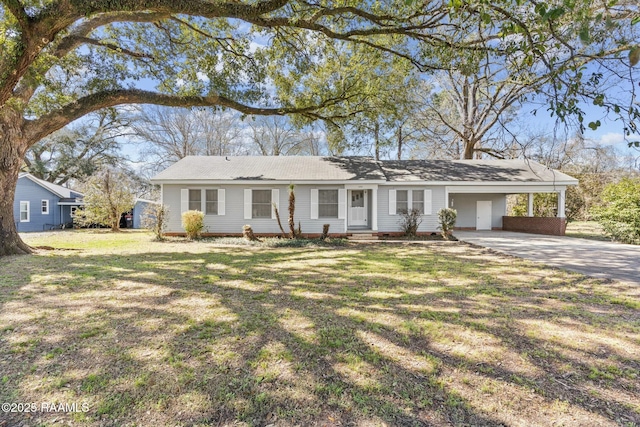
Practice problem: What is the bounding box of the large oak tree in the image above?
[0,0,638,255]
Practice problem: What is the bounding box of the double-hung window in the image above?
[20,201,30,222]
[188,189,202,211]
[318,190,339,218]
[390,189,432,215]
[252,190,272,218]
[396,190,409,214]
[182,188,224,215]
[205,190,218,215]
[412,190,424,214]
[41,200,49,215]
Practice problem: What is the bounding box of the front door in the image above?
[349,190,368,227]
[476,200,492,230]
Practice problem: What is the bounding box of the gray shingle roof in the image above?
[380,159,578,183]
[151,156,386,181]
[151,156,577,184]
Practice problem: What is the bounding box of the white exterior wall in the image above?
[448,193,506,229]
[163,184,345,234]
[377,185,445,233]
[164,184,507,234]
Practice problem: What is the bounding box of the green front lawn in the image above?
[565,221,609,241]
[1,230,638,426]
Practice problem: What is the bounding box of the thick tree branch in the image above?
[23,88,346,143]
[2,0,29,30]
[4,0,290,106]
[69,36,153,59]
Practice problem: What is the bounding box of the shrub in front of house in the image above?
[181,210,205,240]
[398,208,423,238]
[142,203,169,241]
[591,177,640,244]
[437,208,457,239]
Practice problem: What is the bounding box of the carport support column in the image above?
[558,189,566,218]
[527,193,534,217]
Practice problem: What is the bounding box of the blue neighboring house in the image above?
[132,199,158,229]
[14,173,84,232]
[15,172,158,231]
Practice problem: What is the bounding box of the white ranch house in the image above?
[151,156,578,237]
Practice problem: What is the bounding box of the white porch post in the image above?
[558,189,566,218]
[371,187,378,231]
[527,193,534,217]
[344,189,349,232]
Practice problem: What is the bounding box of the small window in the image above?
[396,190,408,213]
[188,189,201,211]
[20,201,30,222]
[41,199,49,215]
[319,190,339,218]
[412,190,424,214]
[205,189,218,215]
[252,189,272,218]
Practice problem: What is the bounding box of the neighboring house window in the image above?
[396,190,408,213]
[20,201,30,222]
[319,190,339,218]
[252,189,272,218]
[205,189,218,215]
[41,199,49,215]
[412,190,424,214]
[188,189,201,211]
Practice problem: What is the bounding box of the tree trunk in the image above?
[242,225,261,242]
[288,184,296,239]
[463,138,475,159]
[0,117,33,255]
[397,126,402,160]
[374,122,380,161]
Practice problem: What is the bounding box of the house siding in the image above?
[163,184,346,235]
[449,193,506,229]
[14,177,61,232]
[132,200,156,229]
[377,185,445,233]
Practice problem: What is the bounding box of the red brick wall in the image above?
[502,216,567,236]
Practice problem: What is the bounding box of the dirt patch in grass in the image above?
[0,231,638,426]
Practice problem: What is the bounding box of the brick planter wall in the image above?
[502,216,567,236]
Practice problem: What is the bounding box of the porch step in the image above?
[347,233,378,241]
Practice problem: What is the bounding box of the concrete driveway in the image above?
[455,230,640,285]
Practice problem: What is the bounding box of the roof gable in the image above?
[18,173,84,198]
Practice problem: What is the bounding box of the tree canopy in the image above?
[1,0,639,255]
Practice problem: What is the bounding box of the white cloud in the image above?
[196,72,210,83]
[599,132,625,145]
[249,41,263,53]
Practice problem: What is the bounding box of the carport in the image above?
[446,181,575,236]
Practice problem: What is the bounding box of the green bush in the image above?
[181,210,205,240]
[591,178,640,244]
[437,208,457,239]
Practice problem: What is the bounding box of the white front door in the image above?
[349,190,368,227]
[476,201,492,230]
